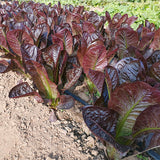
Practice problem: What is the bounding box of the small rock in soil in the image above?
[86,136,95,147]
[91,150,98,156]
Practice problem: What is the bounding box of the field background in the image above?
[18,0,160,29]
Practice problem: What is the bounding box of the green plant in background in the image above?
[137,154,150,160]
[101,0,160,29]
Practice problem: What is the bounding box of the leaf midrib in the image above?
[132,127,160,139]
[115,95,145,139]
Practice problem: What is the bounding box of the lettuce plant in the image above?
[0,1,84,109]
[0,1,108,110]
[81,13,160,159]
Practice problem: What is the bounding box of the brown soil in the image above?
[0,71,107,160]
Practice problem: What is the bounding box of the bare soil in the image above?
[0,71,107,160]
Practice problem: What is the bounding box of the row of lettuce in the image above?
[18,0,160,29]
[0,1,160,159]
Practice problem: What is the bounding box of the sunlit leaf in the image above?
[63,65,82,90]
[108,81,160,142]
[42,44,61,68]
[7,30,34,57]
[118,60,140,84]
[82,105,129,153]
[83,43,108,75]
[105,66,119,91]
[25,60,59,100]
[21,43,42,63]
[64,30,73,55]
[115,28,138,58]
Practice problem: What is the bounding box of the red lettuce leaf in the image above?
[125,16,138,26]
[133,105,160,137]
[84,11,106,31]
[150,28,160,50]
[13,10,27,22]
[138,32,154,51]
[83,43,108,75]
[64,30,73,55]
[77,36,87,67]
[115,57,137,71]
[88,69,105,94]
[108,81,160,141]
[10,59,25,73]
[72,21,83,36]
[51,35,64,50]
[73,35,81,53]
[32,23,50,49]
[105,66,119,96]
[132,105,160,150]
[58,50,68,79]
[73,6,84,14]
[0,60,11,73]
[9,82,34,98]
[82,105,129,153]
[94,81,109,107]
[106,48,118,63]
[25,60,59,101]
[9,82,43,102]
[151,50,160,63]
[7,30,34,57]
[54,26,66,40]
[42,44,61,68]
[118,60,141,84]
[66,10,82,28]
[94,66,119,107]
[84,32,104,45]
[146,131,160,149]
[105,11,111,24]
[135,49,148,71]
[57,95,74,109]
[115,28,138,58]
[0,26,8,50]
[145,20,156,31]
[113,14,128,28]
[6,30,23,57]
[106,13,126,29]
[63,65,82,90]
[150,61,160,82]
[21,43,42,63]
[82,21,96,34]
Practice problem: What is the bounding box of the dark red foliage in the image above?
[82,105,129,153]
[1,1,160,159]
[0,60,10,73]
